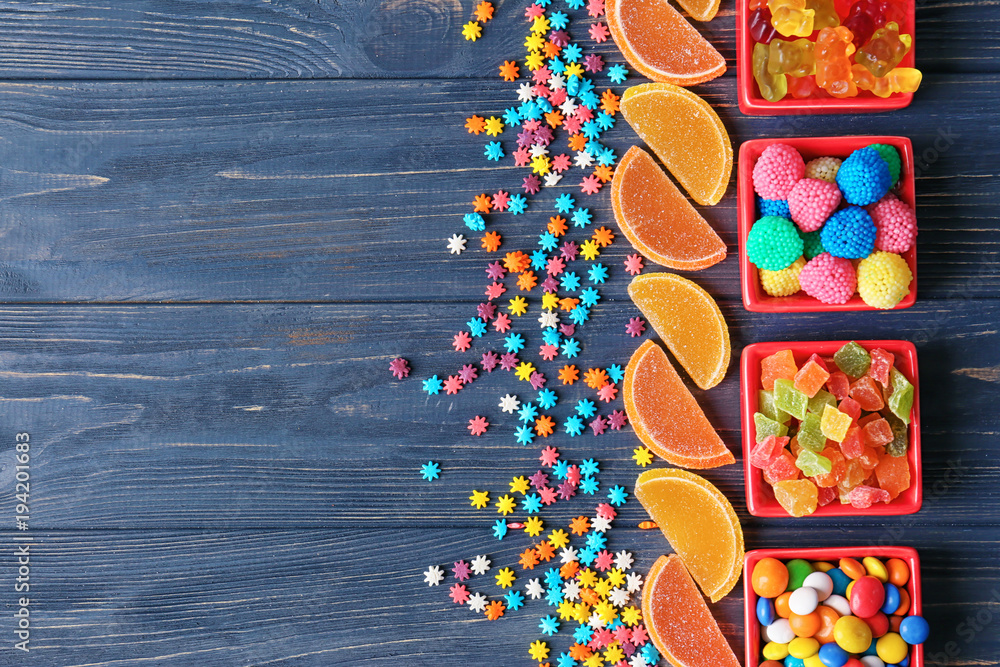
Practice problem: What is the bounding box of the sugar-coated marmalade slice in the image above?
[624,340,734,469]
[611,146,727,271]
[634,468,744,602]
[642,554,741,667]
[628,272,731,390]
[676,0,723,21]
[607,0,725,85]
[620,83,732,206]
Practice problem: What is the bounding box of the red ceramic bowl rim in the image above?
[738,135,917,313]
[744,546,924,667]
[740,339,922,517]
[735,0,917,115]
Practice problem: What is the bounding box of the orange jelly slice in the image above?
[643,554,741,667]
[627,272,731,390]
[607,0,725,85]
[620,83,732,206]
[611,146,727,271]
[624,339,734,469]
[635,468,744,602]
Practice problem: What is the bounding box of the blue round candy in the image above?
[900,615,930,644]
[898,656,910,667]
[759,196,791,219]
[862,642,880,656]
[821,206,877,259]
[757,596,777,626]
[882,582,901,614]
[828,567,851,597]
[836,146,892,206]
[785,657,806,667]
[818,642,850,667]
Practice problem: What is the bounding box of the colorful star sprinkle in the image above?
[420,461,441,481]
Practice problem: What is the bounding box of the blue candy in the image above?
[784,657,806,667]
[818,642,850,667]
[759,196,792,219]
[836,146,892,205]
[882,582,901,614]
[900,615,930,644]
[757,596,776,626]
[821,206,877,259]
[828,568,852,597]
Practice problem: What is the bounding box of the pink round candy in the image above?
[850,576,886,618]
[753,143,806,200]
[868,192,917,253]
[788,178,842,232]
[799,252,857,304]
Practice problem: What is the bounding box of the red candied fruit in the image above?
[840,425,865,459]
[863,417,894,446]
[850,375,885,411]
[764,451,800,484]
[817,485,837,506]
[868,347,894,386]
[827,371,851,400]
[838,397,862,422]
[751,435,789,469]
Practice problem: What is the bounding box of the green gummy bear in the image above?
[808,389,838,415]
[759,390,792,424]
[888,367,914,424]
[796,448,833,477]
[885,412,909,457]
[834,341,872,378]
[755,412,789,443]
[797,412,827,452]
[774,378,809,421]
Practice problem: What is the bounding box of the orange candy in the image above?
[775,591,794,618]
[794,359,831,398]
[887,558,910,587]
[642,554,741,667]
[761,349,798,391]
[752,557,790,598]
[607,0,725,85]
[773,478,819,517]
[623,340,735,469]
[628,272,731,390]
[895,588,911,615]
[611,146,726,271]
[875,453,911,500]
[815,605,841,644]
[840,557,866,579]
[790,611,822,638]
[619,83,732,206]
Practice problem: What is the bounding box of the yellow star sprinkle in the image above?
[578,569,598,588]
[525,52,545,71]
[528,639,549,662]
[558,600,576,620]
[462,21,483,41]
[594,577,613,598]
[530,16,550,34]
[594,600,617,624]
[572,603,591,624]
[620,605,642,626]
[509,476,531,495]
[524,33,545,52]
[469,489,490,509]
[605,568,626,588]
[583,653,605,667]
[515,361,536,381]
[531,154,551,175]
[604,644,625,664]
[579,239,601,260]
[542,292,560,310]
[632,446,654,467]
[508,296,528,316]
[563,62,585,78]
[547,528,570,549]
[495,567,516,589]
[495,494,516,515]
[484,116,505,137]
[523,516,544,536]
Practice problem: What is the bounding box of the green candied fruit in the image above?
[774,378,809,421]
[888,367,914,424]
[755,412,789,443]
[808,389,838,415]
[759,390,792,424]
[799,228,826,260]
[797,412,827,452]
[885,412,909,457]
[796,448,833,477]
[869,143,902,187]
[833,341,872,378]
[746,216,804,271]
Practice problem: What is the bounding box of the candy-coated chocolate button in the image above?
[804,571,835,600]
[763,640,790,660]
[875,632,908,663]
[840,557,866,580]
[790,586,821,615]
[886,558,910,587]
[899,615,929,644]
[759,596,777,625]
[863,556,889,582]
[823,594,852,617]
[850,576,886,618]
[818,642,850,667]
[789,636,821,659]
[881,583,901,615]
[834,615,873,653]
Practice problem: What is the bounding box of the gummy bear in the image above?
[750,5,781,43]
[843,0,907,47]
[856,21,912,77]
[807,0,841,28]
[814,26,858,98]
[754,42,788,102]
[768,0,815,37]
[786,72,826,98]
[768,38,816,77]
[852,64,922,98]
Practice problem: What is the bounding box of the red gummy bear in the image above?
[749,6,781,43]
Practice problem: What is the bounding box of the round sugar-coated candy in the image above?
[850,576,886,618]
[857,251,912,310]
[761,196,793,218]
[840,558,866,580]
[762,662,785,667]
[787,559,815,590]
[761,256,806,297]
[816,605,841,643]
[804,572,834,600]
[790,587,821,615]
[881,583,901,614]
[823,594,852,617]
[760,596,778,625]
[789,178,842,232]
[868,143,901,186]
[754,143,807,200]
[789,637,821,659]
[776,591,794,618]
[863,557,889,582]
[886,559,910,587]
[859,658,885,667]
[790,611,822,638]
[818,643,850,667]
[804,655,825,667]
[798,253,857,305]
[748,216,806,271]
[889,615,903,633]
[828,568,852,596]
[844,660,865,667]
[867,611,890,638]
[755,557,791,597]
[812,561,835,573]
[799,228,826,260]
[770,618,796,644]
[786,657,807,667]
[836,147,892,206]
[821,206,877,259]
[765,641,791,660]
[805,156,842,184]
[895,589,911,616]
[899,615,929,644]
[868,193,917,254]
[875,632,908,663]
[834,616,873,653]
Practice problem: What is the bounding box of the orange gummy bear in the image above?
[761,349,798,391]
[624,339,735,469]
[634,468,744,602]
[628,272,730,390]
[619,83,732,206]
[607,0,725,85]
[875,453,911,500]
[815,26,858,98]
[611,146,727,271]
[642,554,741,667]
[773,478,819,516]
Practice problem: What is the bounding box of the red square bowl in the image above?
[741,340,922,517]
[736,0,917,115]
[744,546,923,667]
[739,135,917,313]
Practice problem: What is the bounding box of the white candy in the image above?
[789,586,820,615]
[823,593,852,617]
[860,657,885,667]
[803,571,834,601]
[767,618,795,644]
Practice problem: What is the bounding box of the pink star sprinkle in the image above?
[444,375,464,395]
[468,415,489,436]
[491,190,510,211]
[493,312,512,333]
[559,241,578,262]
[595,550,615,572]
[597,383,618,403]
[522,174,541,194]
[631,625,649,646]
[458,364,479,384]
[625,316,646,337]
[557,480,576,500]
[607,410,628,430]
[539,446,560,467]
[528,371,547,389]
[539,486,558,505]
[624,253,644,276]
[528,470,549,489]
[477,302,496,320]
[589,22,610,42]
[513,146,532,167]
[486,282,506,300]
[525,3,545,18]
[499,352,519,371]
[449,583,470,604]
[587,0,605,17]
[546,256,566,276]
[596,503,617,520]
[566,465,581,486]
[452,560,471,581]
[580,174,602,195]
[481,351,499,372]
[539,344,559,361]
[551,153,571,173]
[452,331,472,352]
[486,261,507,280]
[389,357,410,379]
[583,54,604,73]
[540,276,559,293]
[589,415,608,435]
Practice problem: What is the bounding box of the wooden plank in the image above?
[0,0,981,79]
[0,527,994,665]
[0,77,994,302]
[0,301,995,529]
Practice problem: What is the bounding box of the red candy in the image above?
[751,435,790,469]
[839,397,862,422]
[827,371,851,400]
[868,347,895,386]
[848,484,891,509]
[850,575,886,617]
[849,376,885,411]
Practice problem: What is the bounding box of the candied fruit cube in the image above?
[850,376,885,412]
[758,390,792,424]
[868,347,894,386]
[796,448,833,477]
[789,436,803,457]
[834,341,872,378]
[755,412,789,443]
[794,359,832,398]
[773,478,819,517]
[774,378,809,420]
[807,353,830,372]
[838,397,862,422]
[826,371,850,400]
[887,367,914,424]
[820,405,852,442]
[859,446,881,470]
[884,412,908,457]
[863,417,894,447]
[797,412,826,452]
[808,389,837,415]
[761,349,798,391]
[875,453,911,500]
[817,484,837,507]
[750,434,789,469]
[764,451,800,484]
[814,446,846,486]
[847,484,891,509]
[840,425,865,459]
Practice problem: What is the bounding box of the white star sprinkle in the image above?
[423,565,445,587]
[630,655,649,667]
[562,579,581,601]
[608,587,630,607]
[559,98,578,117]
[548,73,566,90]
[498,394,521,414]
[517,82,536,103]
[543,172,563,187]
[529,143,550,158]
[538,311,560,329]
[470,554,491,575]
[574,151,595,169]
[447,234,467,255]
[524,578,545,600]
[591,516,612,533]
[614,550,634,571]
[625,572,644,593]
[588,611,606,628]
[559,546,578,564]
[467,592,488,613]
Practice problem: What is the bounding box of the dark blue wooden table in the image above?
[0,1,996,665]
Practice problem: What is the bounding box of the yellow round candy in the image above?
[811,561,835,573]
[876,632,909,663]
[803,656,825,667]
[788,637,820,659]
[863,556,889,582]
[760,256,806,297]
[763,641,790,660]
[834,616,873,654]
[846,580,855,599]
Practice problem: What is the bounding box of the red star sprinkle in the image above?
[624,253,645,276]
[452,331,472,352]
[539,486,558,505]
[539,446,560,467]
[493,312,512,333]
[597,383,618,403]
[566,465,581,486]
[486,282,506,300]
[589,22,610,42]
[491,190,510,211]
[525,3,546,18]
[468,415,490,436]
[592,628,614,648]
[459,364,479,384]
[580,174,603,195]
[625,316,646,337]
[631,625,649,646]
[513,146,532,167]
[389,357,410,379]
[595,550,615,572]
[607,410,628,430]
[449,583,470,604]
[589,415,608,435]
[539,344,559,361]
[596,503,617,520]
[444,375,464,395]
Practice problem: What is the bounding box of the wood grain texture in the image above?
[0,76,994,302]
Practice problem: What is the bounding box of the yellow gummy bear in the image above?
[769,0,815,37]
[820,404,853,442]
[852,65,923,99]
